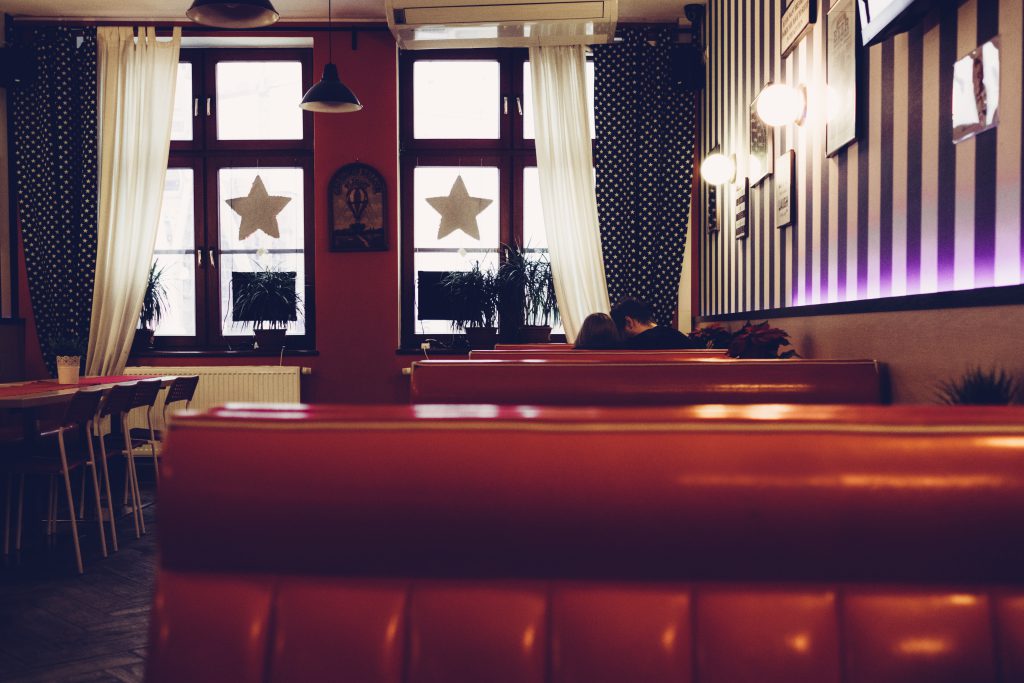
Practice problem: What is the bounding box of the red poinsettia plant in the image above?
[689,324,733,349]
[727,321,799,359]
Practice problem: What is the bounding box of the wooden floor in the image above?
[0,476,157,683]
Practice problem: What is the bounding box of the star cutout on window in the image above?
[426,175,493,241]
[226,175,292,240]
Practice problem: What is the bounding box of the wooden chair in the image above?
[129,375,199,462]
[96,382,142,542]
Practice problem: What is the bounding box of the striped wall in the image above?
[699,0,1023,315]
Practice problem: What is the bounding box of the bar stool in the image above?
[129,375,199,467]
[126,379,165,487]
[96,382,141,543]
[5,389,107,574]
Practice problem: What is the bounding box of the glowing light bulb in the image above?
[756,83,807,127]
[701,152,735,185]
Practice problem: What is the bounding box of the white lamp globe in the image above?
[756,83,806,127]
[701,152,735,185]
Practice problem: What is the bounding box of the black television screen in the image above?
[857,0,934,46]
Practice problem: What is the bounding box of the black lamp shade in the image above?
[186,0,280,28]
[300,63,363,113]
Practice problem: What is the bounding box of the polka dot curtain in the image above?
[11,27,98,375]
[594,27,697,327]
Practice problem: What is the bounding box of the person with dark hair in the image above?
[610,297,694,349]
[574,313,621,349]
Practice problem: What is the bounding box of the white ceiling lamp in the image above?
[300,0,363,113]
[756,83,807,127]
[186,0,280,28]
[700,147,735,185]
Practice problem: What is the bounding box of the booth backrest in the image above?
[494,343,572,350]
[411,358,885,405]
[149,404,1024,683]
[470,349,728,361]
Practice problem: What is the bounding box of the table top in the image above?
[0,375,177,411]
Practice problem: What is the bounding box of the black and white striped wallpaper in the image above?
[700,0,1023,315]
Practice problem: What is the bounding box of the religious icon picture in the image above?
[328,162,388,252]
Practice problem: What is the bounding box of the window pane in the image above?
[413,61,500,139]
[216,61,304,140]
[170,63,193,141]
[218,167,306,336]
[523,61,595,140]
[152,168,196,336]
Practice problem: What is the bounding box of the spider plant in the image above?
[936,367,1020,405]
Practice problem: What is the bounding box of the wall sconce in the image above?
[756,83,807,127]
[700,147,736,185]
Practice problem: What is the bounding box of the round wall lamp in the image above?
[186,0,280,28]
[755,83,807,127]
[701,148,736,185]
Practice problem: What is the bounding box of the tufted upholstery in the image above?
[469,349,728,360]
[148,404,1024,683]
[410,358,886,404]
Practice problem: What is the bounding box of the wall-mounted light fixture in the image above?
[755,83,807,127]
[700,147,736,185]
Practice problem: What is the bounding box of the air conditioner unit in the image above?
[386,0,618,49]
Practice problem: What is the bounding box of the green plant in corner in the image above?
[936,367,1020,405]
[137,262,169,348]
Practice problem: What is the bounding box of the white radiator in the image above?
[122,365,306,431]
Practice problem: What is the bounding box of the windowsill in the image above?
[131,349,320,358]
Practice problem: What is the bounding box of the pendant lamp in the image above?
[186,0,280,28]
[300,0,362,113]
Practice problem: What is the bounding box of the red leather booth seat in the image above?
[149,404,1024,683]
[411,358,885,405]
[469,349,728,360]
[494,343,572,349]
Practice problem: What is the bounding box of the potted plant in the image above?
[49,332,85,384]
[136,261,168,350]
[498,243,560,343]
[936,367,1020,405]
[441,262,500,349]
[231,266,302,350]
[689,324,733,349]
[727,321,799,359]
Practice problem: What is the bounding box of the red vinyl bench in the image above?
[410,358,886,405]
[470,349,728,360]
[149,403,1024,683]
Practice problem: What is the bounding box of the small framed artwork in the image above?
[734,179,749,239]
[826,0,859,156]
[952,37,1001,144]
[328,162,388,252]
[749,100,773,186]
[775,149,796,229]
[706,186,720,234]
[781,0,818,59]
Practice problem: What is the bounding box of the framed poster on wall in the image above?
[775,150,795,228]
[749,100,774,186]
[734,180,749,239]
[826,0,859,156]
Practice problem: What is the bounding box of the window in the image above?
[399,50,594,347]
[150,49,314,350]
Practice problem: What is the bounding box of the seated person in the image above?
[610,297,694,349]
[574,313,621,349]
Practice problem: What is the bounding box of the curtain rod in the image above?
[8,17,389,33]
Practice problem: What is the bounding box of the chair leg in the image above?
[121,416,144,537]
[85,425,107,558]
[3,473,10,555]
[15,475,24,551]
[97,429,118,552]
[47,476,55,536]
[57,431,84,574]
[148,408,160,486]
[78,468,86,519]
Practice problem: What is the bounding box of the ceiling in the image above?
[0,0,700,25]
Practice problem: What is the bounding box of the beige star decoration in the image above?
[426,175,493,241]
[226,175,292,240]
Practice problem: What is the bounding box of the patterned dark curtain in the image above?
[11,27,98,374]
[594,27,697,326]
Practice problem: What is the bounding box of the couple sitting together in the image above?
[575,298,695,350]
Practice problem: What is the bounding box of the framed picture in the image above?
[706,186,720,233]
[775,149,796,229]
[734,179,749,239]
[749,100,773,186]
[328,162,388,252]
[952,37,1001,144]
[826,0,859,156]
[781,0,818,59]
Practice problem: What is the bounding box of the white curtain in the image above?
[87,27,181,375]
[528,45,610,341]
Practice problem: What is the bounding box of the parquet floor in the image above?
[0,476,158,683]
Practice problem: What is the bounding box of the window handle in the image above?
[193,97,199,117]
[207,248,216,269]
[196,249,203,267]
[503,95,508,115]
[206,97,212,117]
[516,96,523,116]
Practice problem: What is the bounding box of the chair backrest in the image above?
[131,378,164,410]
[164,375,199,407]
[99,382,138,418]
[61,388,105,428]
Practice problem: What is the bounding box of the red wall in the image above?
[20,29,412,403]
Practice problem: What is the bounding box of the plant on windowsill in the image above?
[230,265,302,351]
[727,321,799,359]
[441,262,500,349]
[936,367,1020,405]
[136,261,168,351]
[49,332,86,385]
[498,242,560,343]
